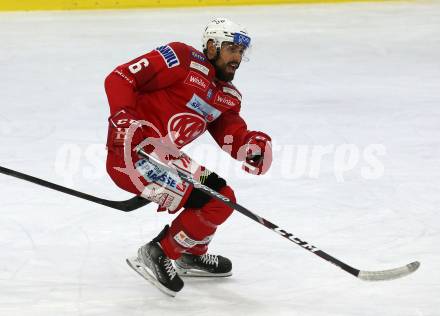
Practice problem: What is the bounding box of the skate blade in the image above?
[126,257,178,297]
[175,265,232,278]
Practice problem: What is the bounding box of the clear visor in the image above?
[221,33,252,62]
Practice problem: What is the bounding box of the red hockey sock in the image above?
[160,185,236,259]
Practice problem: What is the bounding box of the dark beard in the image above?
[209,56,235,82]
[214,64,235,82]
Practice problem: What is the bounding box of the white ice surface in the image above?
[1,2,439,315]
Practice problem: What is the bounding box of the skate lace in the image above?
[164,258,177,280]
[200,254,219,267]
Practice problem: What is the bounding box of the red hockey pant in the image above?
[106,151,235,259]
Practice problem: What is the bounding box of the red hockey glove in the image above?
[107,109,147,157]
[242,131,272,175]
[108,109,180,163]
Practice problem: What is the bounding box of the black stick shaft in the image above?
[138,149,360,278]
[182,170,359,277]
[0,165,149,211]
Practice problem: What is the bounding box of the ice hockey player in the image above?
[104,17,272,296]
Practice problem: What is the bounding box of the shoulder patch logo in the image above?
[222,86,242,102]
[190,61,210,76]
[156,45,180,68]
[191,51,206,62]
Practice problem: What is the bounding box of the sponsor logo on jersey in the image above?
[114,69,135,85]
[168,113,206,147]
[190,61,209,76]
[222,86,242,101]
[191,51,206,62]
[214,92,239,108]
[147,188,175,209]
[186,94,221,122]
[184,71,210,91]
[173,231,213,248]
[135,158,185,194]
[156,45,180,68]
[140,181,189,212]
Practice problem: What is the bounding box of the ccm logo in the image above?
[274,227,319,252]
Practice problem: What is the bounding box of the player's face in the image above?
[214,42,246,82]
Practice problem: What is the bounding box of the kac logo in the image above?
[167,113,206,147]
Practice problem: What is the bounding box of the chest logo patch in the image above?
[168,113,206,147]
[184,71,210,91]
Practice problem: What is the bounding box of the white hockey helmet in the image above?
[202,18,251,58]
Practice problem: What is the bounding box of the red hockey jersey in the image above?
[105,42,250,159]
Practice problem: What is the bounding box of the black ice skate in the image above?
[175,253,232,277]
[126,242,184,297]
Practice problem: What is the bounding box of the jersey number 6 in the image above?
[129,58,149,74]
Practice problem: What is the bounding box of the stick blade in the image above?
[358,261,420,281]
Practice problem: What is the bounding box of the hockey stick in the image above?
[0,165,150,212]
[138,149,420,281]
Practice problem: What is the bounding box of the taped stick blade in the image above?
[358,261,420,281]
